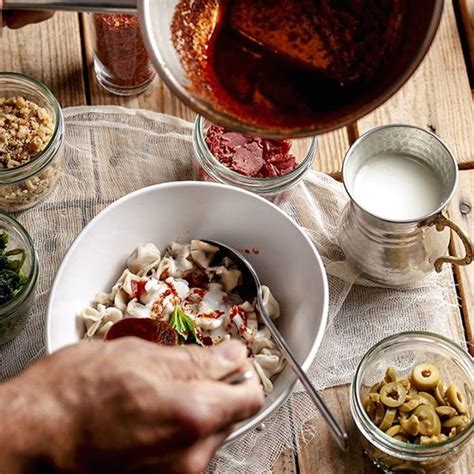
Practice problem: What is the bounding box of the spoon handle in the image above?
[258,300,349,451]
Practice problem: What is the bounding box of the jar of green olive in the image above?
[350,332,473,473]
[0,214,38,345]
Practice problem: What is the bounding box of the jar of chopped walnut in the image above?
[0,73,64,212]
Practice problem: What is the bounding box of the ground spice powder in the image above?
[92,14,155,92]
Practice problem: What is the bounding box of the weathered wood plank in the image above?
[357,0,474,167]
[449,169,474,354]
[312,128,351,175]
[0,13,86,107]
[272,447,298,474]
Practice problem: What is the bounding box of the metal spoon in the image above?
[204,240,349,451]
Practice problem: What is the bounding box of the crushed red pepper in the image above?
[92,14,155,89]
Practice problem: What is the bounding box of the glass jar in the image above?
[0,213,38,346]
[192,115,317,204]
[350,332,473,473]
[88,13,156,96]
[0,73,65,212]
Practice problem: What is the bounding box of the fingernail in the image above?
[213,340,245,362]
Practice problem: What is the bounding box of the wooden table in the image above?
[1,1,473,472]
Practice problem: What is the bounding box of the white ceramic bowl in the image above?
[47,181,328,441]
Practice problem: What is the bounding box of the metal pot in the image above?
[3,1,444,137]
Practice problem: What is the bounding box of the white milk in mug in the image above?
[352,152,443,221]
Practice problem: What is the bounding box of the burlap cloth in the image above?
[0,107,466,473]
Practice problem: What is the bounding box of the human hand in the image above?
[0,0,54,29]
[0,338,264,473]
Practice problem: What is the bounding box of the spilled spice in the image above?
[92,14,155,89]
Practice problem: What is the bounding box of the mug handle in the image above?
[426,211,473,272]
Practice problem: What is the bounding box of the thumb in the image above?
[176,339,249,381]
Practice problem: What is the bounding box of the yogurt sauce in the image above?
[352,153,442,221]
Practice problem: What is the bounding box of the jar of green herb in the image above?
[0,214,38,345]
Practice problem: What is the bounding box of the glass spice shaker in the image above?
[88,13,156,96]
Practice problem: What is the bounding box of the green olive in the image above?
[447,427,457,438]
[374,403,385,426]
[370,381,384,394]
[385,425,404,437]
[408,386,418,397]
[363,398,376,417]
[434,382,446,406]
[441,415,468,430]
[435,406,457,418]
[398,378,411,392]
[385,367,397,383]
[380,382,408,408]
[411,363,440,390]
[417,392,438,408]
[445,384,468,414]
[399,398,420,412]
[379,408,397,431]
[420,434,448,446]
[414,405,441,436]
[369,392,381,403]
[400,414,420,436]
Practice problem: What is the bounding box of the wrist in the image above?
[0,376,43,472]
[0,371,76,473]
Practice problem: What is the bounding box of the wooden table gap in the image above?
[453,0,474,87]
[78,13,92,105]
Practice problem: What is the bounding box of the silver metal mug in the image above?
[339,124,473,287]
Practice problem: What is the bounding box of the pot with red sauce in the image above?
[192,115,317,204]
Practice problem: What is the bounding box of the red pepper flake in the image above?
[92,14,155,89]
[131,280,147,299]
[230,305,247,324]
[164,280,179,299]
[185,290,205,304]
[203,310,224,319]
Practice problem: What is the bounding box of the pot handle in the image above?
[426,211,473,272]
[2,1,137,12]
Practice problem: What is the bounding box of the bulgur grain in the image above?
[0,96,55,168]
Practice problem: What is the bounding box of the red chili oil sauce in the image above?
[201,0,406,128]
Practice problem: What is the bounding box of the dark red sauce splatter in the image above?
[201,336,214,346]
